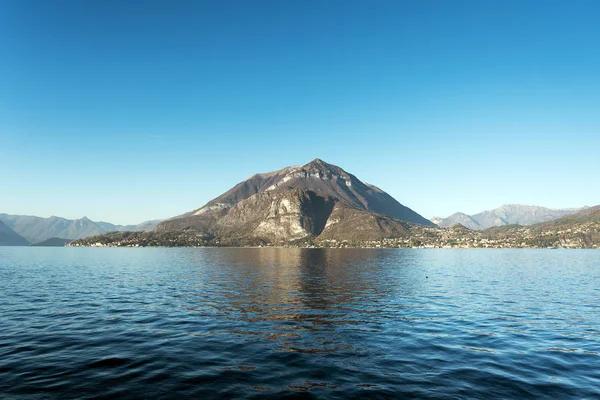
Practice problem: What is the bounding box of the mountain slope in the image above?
[437,205,584,230]
[73,188,417,247]
[0,220,30,246]
[317,204,411,241]
[532,205,600,229]
[216,188,337,243]
[0,214,161,243]
[437,212,481,230]
[482,206,600,248]
[32,237,72,247]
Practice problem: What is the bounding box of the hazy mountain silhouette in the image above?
[0,214,161,243]
[434,204,585,230]
[0,220,30,246]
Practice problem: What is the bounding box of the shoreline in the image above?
[62,244,598,250]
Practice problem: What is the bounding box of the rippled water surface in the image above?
[1,248,599,399]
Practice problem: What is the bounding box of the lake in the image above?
[1,247,599,399]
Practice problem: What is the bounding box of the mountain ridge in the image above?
[434,204,585,230]
[0,214,161,243]
[0,220,30,246]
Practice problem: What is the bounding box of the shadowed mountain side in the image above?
[0,220,30,246]
[317,205,411,241]
[159,189,338,242]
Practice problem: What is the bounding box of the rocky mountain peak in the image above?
[260,158,355,190]
[299,158,350,181]
[160,159,435,242]
[304,158,332,170]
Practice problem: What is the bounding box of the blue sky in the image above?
[1,0,599,224]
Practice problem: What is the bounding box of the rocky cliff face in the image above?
[156,158,433,243]
[218,188,336,241]
[158,187,413,243]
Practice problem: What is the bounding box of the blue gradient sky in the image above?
[1,0,599,224]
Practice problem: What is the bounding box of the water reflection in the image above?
[2,248,599,399]
[189,248,418,354]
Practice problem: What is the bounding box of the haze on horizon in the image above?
[1,0,598,225]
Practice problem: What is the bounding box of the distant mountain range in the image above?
[479,205,600,248]
[432,205,586,230]
[0,214,161,244]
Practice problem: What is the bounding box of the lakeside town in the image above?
[313,224,599,249]
[68,217,600,249]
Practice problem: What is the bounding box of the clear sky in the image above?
[1,0,599,224]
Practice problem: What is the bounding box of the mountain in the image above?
[482,206,600,248]
[436,205,585,230]
[161,159,432,226]
[129,220,163,232]
[532,205,600,229]
[436,212,481,230]
[0,220,30,246]
[0,214,161,244]
[155,158,433,243]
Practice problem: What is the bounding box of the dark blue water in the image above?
[1,248,599,399]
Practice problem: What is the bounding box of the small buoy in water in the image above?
[426,276,428,279]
